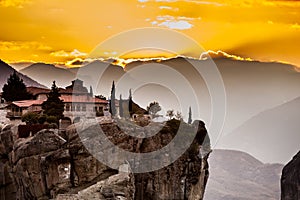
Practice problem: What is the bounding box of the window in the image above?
[82,104,86,112]
[66,104,70,111]
[98,107,104,116]
[76,104,81,112]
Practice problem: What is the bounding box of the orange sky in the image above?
[0,0,300,67]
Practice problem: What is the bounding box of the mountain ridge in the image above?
[0,60,46,91]
[204,149,283,200]
[20,62,76,88]
[217,96,300,164]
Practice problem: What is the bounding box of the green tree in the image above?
[21,112,38,125]
[166,109,174,120]
[46,116,58,124]
[147,101,161,118]
[2,71,32,102]
[109,81,116,116]
[175,111,183,121]
[42,81,64,122]
[188,106,192,124]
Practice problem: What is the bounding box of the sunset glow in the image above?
[0,0,300,67]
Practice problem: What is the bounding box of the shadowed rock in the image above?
[281,151,300,200]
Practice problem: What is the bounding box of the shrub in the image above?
[48,123,58,129]
[46,116,58,124]
[18,124,49,138]
[21,112,38,125]
[38,114,47,124]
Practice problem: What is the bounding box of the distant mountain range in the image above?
[217,96,300,164]
[69,60,125,97]
[204,149,283,200]
[124,57,300,151]
[208,58,300,134]
[0,60,46,91]
[5,57,300,164]
[20,63,75,87]
[18,57,300,136]
[19,61,125,96]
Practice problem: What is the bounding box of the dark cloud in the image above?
[68,59,84,66]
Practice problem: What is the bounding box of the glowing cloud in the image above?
[200,50,253,61]
[50,49,87,58]
[156,0,177,2]
[158,20,193,30]
[152,15,194,30]
[159,5,178,10]
[184,0,224,6]
[0,0,30,7]
[290,23,300,30]
[1,0,300,66]
[0,41,52,51]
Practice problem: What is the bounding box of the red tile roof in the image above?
[11,95,107,108]
[60,95,108,104]
[12,100,45,108]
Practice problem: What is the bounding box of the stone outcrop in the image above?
[56,166,135,200]
[0,127,116,200]
[0,118,210,200]
[130,120,210,200]
[281,151,300,200]
[0,124,17,200]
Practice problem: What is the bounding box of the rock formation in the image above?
[0,118,210,200]
[281,151,300,200]
[205,149,283,200]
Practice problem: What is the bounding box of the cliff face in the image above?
[205,149,283,200]
[0,125,17,200]
[131,120,210,200]
[281,151,300,200]
[0,119,210,200]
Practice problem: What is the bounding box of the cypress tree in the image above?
[89,86,93,97]
[128,89,133,115]
[42,81,64,123]
[188,106,192,124]
[119,94,123,118]
[110,81,116,116]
